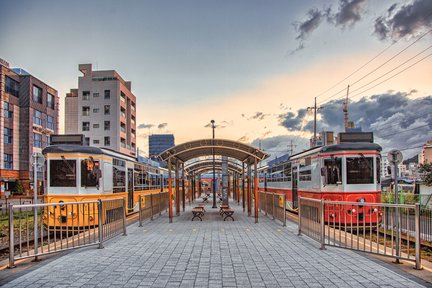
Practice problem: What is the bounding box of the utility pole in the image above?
[307,97,323,147]
[287,140,296,155]
[343,85,350,131]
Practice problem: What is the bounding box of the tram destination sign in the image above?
[338,132,374,143]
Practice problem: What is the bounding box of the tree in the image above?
[13,179,25,195]
[419,163,432,186]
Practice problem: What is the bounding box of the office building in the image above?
[65,64,137,156]
[149,134,175,160]
[0,58,59,195]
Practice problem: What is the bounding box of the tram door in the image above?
[128,168,134,210]
[292,167,298,209]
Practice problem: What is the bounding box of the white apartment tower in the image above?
[65,64,137,156]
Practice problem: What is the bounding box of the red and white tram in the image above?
[259,142,382,225]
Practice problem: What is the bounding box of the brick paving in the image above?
[1,202,428,287]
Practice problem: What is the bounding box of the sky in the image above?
[1,0,431,162]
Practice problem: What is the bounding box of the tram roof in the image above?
[158,138,268,165]
[290,142,382,160]
[42,144,137,162]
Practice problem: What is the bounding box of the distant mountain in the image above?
[403,154,418,165]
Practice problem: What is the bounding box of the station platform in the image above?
[0,201,430,287]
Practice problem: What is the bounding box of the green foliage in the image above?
[15,179,24,195]
[419,163,432,186]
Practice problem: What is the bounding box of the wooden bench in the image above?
[219,204,229,215]
[202,196,209,203]
[192,207,205,221]
[219,205,234,221]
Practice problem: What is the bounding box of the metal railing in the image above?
[298,197,422,269]
[258,191,286,226]
[138,192,169,226]
[8,198,127,268]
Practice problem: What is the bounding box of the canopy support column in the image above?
[175,161,180,216]
[247,164,251,217]
[168,158,173,223]
[182,162,185,212]
[242,162,245,212]
[254,158,258,223]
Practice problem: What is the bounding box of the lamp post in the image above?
[211,120,217,208]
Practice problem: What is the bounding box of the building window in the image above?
[120,122,126,133]
[4,154,13,170]
[104,90,110,99]
[47,115,54,130]
[120,91,126,102]
[5,76,19,97]
[47,93,55,109]
[131,101,136,111]
[82,106,90,116]
[104,121,110,130]
[82,122,90,131]
[85,137,90,146]
[104,136,110,146]
[93,108,100,113]
[4,102,12,118]
[104,105,110,115]
[120,137,126,148]
[33,110,43,126]
[93,139,100,144]
[120,107,126,118]
[131,129,136,137]
[4,128,12,144]
[93,123,99,128]
[82,91,90,100]
[33,133,42,148]
[93,92,99,98]
[33,85,43,104]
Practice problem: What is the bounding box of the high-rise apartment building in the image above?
[65,64,137,156]
[149,134,175,159]
[0,58,59,194]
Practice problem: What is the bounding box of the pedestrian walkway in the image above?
[0,202,428,287]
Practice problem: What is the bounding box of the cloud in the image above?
[292,0,367,51]
[374,0,432,41]
[157,122,168,129]
[137,123,154,129]
[250,135,310,160]
[248,112,269,121]
[333,0,367,27]
[278,92,432,158]
[294,9,324,41]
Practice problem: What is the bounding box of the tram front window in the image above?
[50,160,76,187]
[323,158,342,185]
[346,157,373,184]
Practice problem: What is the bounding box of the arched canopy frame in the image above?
[158,138,268,165]
[185,159,243,175]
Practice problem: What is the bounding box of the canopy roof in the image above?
[159,138,268,165]
[185,159,243,174]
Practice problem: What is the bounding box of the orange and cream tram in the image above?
[42,145,168,229]
[259,142,382,225]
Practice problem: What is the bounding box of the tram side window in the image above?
[50,160,76,187]
[377,157,381,184]
[346,157,374,184]
[113,167,126,192]
[283,164,292,181]
[323,158,342,185]
[81,160,101,187]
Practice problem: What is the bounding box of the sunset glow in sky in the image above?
[1,0,431,160]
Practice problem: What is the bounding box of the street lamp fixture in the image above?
[211,120,217,208]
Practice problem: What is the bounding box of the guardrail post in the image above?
[272,193,275,220]
[283,194,286,227]
[150,194,154,220]
[297,198,302,236]
[139,195,143,227]
[8,204,15,268]
[122,198,127,236]
[414,203,422,270]
[320,199,326,250]
[98,199,104,249]
[33,203,39,262]
[159,193,162,216]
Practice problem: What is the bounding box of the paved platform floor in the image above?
[0,202,429,287]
